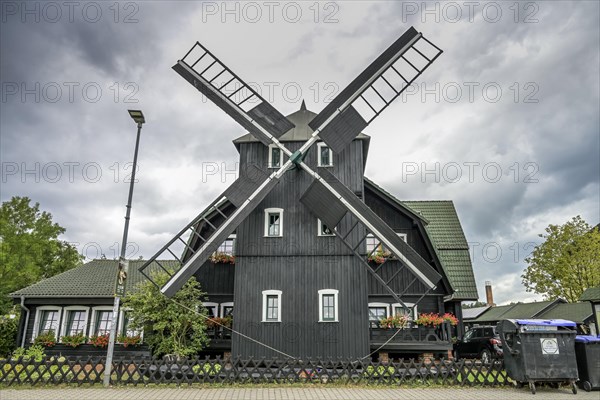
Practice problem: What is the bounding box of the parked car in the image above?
[454,325,503,364]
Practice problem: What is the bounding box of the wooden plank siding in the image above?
[231,139,370,358]
[232,255,369,359]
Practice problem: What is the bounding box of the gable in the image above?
[364,179,478,301]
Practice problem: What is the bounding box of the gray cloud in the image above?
[1,1,598,306]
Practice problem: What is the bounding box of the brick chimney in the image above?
[485,281,495,306]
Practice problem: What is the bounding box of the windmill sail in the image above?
[300,168,441,289]
[139,165,282,297]
[308,26,442,153]
[173,42,295,146]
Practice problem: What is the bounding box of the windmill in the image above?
[140,27,444,338]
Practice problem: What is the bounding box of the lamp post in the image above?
[103,109,145,387]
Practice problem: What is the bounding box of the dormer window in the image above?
[268,145,282,168]
[264,208,283,237]
[317,143,333,167]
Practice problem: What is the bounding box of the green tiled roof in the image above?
[580,287,600,302]
[500,300,559,319]
[402,201,478,301]
[471,304,516,323]
[10,259,177,298]
[538,302,593,324]
[472,300,562,323]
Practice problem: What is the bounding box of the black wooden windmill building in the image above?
[140,27,467,360]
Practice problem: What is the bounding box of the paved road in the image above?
[0,387,596,400]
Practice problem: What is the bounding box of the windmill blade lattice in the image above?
[308,27,442,153]
[139,165,282,297]
[300,168,441,289]
[173,42,295,147]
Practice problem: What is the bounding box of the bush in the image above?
[363,365,396,378]
[11,345,46,362]
[0,314,18,357]
[192,362,222,376]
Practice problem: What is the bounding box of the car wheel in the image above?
[480,349,492,365]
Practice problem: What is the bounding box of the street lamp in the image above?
[103,109,145,387]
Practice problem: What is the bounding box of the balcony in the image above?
[206,325,232,350]
[369,322,453,352]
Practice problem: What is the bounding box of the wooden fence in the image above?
[0,356,510,386]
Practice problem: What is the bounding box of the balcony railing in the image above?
[369,322,453,351]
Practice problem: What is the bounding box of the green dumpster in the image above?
[575,335,600,391]
[497,319,578,395]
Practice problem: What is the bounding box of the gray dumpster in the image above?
[497,319,578,395]
[575,335,600,391]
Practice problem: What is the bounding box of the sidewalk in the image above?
[1,387,595,400]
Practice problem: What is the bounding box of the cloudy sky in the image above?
[1,1,598,305]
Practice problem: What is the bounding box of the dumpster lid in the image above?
[514,319,576,327]
[575,335,600,343]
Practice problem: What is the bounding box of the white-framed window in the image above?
[317,142,333,167]
[203,302,218,318]
[261,290,281,322]
[118,309,143,339]
[60,306,89,338]
[264,208,283,237]
[391,302,418,321]
[32,306,62,341]
[366,233,407,253]
[368,302,390,322]
[317,219,335,236]
[220,302,234,318]
[268,144,282,168]
[90,306,114,336]
[216,234,236,255]
[318,289,339,322]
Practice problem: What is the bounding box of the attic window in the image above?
[317,143,333,167]
[268,145,282,168]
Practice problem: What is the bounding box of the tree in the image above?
[0,197,83,313]
[122,273,209,358]
[0,309,19,358]
[522,216,600,302]
[463,301,488,309]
